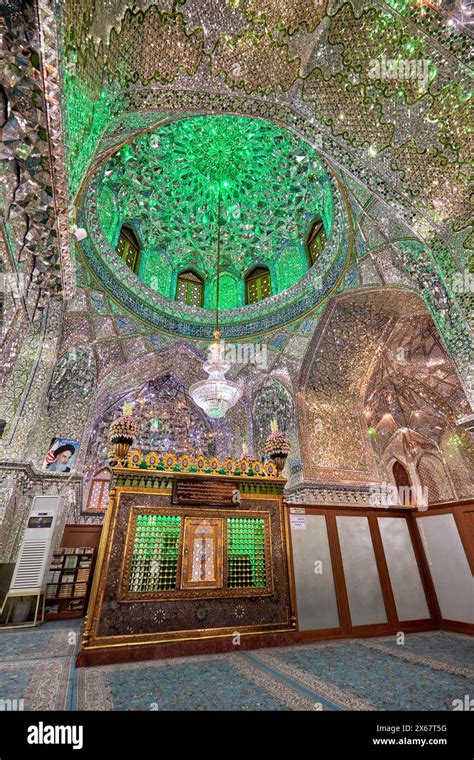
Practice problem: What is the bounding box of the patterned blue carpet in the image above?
[0,623,472,711]
[0,620,81,710]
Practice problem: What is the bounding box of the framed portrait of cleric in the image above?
[43,438,80,474]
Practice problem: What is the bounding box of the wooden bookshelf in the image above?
[44,547,95,620]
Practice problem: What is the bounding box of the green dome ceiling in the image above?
[97,115,334,306]
[80,114,350,338]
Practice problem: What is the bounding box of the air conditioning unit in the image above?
[1,495,63,626]
[9,495,62,594]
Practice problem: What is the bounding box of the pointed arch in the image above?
[252,377,300,475]
[392,460,413,506]
[176,269,204,307]
[306,216,327,265]
[85,465,112,511]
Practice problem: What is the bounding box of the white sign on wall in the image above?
[290,515,306,531]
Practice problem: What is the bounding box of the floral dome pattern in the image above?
[78,116,351,339]
[97,115,335,297]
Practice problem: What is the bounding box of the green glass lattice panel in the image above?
[142,252,172,297]
[277,247,308,290]
[129,514,181,592]
[176,276,203,306]
[97,185,118,241]
[208,272,240,309]
[227,517,266,588]
[323,181,334,235]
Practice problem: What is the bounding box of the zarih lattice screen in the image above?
[119,507,272,601]
[128,514,181,593]
[227,517,266,589]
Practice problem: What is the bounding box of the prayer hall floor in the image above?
[0,621,471,711]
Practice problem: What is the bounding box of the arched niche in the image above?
[83,373,218,480]
[252,377,300,477]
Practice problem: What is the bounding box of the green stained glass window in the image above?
[245,267,272,305]
[116,225,141,273]
[307,219,326,264]
[227,517,266,588]
[129,514,181,592]
[176,270,204,307]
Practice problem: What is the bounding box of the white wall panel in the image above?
[378,517,429,621]
[290,514,340,630]
[336,516,387,626]
[417,514,474,623]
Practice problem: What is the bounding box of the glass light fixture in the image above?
[190,330,242,418]
[190,184,242,418]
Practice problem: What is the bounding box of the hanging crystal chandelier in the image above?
[190,330,242,418]
[190,184,242,418]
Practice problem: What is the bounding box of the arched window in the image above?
[86,466,112,511]
[392,460,413,506]
[245,267,272,305]
[306,218,326,265]
[176,270,204,307]
[116,225,141,273]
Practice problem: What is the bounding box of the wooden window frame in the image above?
[86,467,112,512]
[175,270,204,307]
[306,219,327,265]
[245,267,272,305]
[116,225,141,274]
